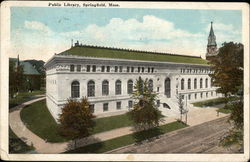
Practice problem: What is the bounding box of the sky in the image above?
[10,7,242,61]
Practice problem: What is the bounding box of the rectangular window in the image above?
[157,100,160,107]
[103,103,109,112]
[76,65,81,72]
[181,95,184,100]
[70,65,75,72]
[119,66,123,72]
[157,87,160,92]
[115,66,118,72]
[128,100,133,108]
[148,67,150,73]
[106,66,110,72]
[131,67,134,72]
[127,66,130,72]
[116,102,121,110]
[101,66,105,72]
[206,92,208,97]
[138,67,140,73]
[151,68,154,73]
[87,65,91,72]
[200,93,203,98]
[142,67,144,73]
[92,65,96,72]
[89,104,95,113]
[188,94,191,100]
[211,91,213,96]
[195,93,197,99]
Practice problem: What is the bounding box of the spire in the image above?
[207,21,216,46]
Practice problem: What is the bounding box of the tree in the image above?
[177,94,185,121]
[128,77,162,130]
[209,42,244,149]
[58,97,95,148]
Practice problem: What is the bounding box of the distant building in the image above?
[206,22,218,60]
[45,23,222,121]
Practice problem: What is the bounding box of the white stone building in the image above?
[45,22,222,121]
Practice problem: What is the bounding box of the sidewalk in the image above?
[9,97,228,153]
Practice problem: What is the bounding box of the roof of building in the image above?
[58,45,208,65]
[9,58,40,75]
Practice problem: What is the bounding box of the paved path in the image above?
[107,116,233,153]
[9,97,228,153]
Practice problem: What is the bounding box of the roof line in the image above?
[71,44,201,58]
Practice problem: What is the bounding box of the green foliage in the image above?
[65,121,187,153]
[58,97,96,140]
[209,42,243,96]
[229,100,243,129]
[192,96,239,107]
[62,46,208,65]
[128,77,162,130]
[220,128,243,149]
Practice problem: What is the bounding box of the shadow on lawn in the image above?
[65,136,103,153]
[132,126,163,144]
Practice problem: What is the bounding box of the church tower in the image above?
[206,22,218,60]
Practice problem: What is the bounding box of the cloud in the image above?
[24,21,53,35]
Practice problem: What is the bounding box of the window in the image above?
[148,67,150,73]
[102,80,109,96]
[127,80,133,94]
[165,78,171,98]
[151,68,154,73]
[76,65,81,72]
[194,78,197,89]
[87,65,91,72]
[128,100,133,108]
[142,67,144,73]
[138,67,141,73]
[211,91,213,96]
[70,65,75,72]
[131,67,134,72]
[71,81,80,98]
[188,94,191,100]
[89,104,95,113]
[181,79,184,90]
[205,78,208,88]
[127,67,130,72]
[119,66,123,72]
[200,92,203,98]
[200,78,203,88]
[116,102,121,110]
[92,65,96,72]
[188,78,191,89]
[87,80,95,97]
[148,79,153,92]
[206,92,208,97]
[101,66,105,72]
[115,80,122,95]
[103,103,108,112]
[195,93,197,99]
[157,87,160,92]
[157,100,160,107]
[181,95,184,100]
[106,66,110,72]
[115,66,118,72]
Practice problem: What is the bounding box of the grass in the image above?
[21,99,162,142]
[9,90,45,108]
[192,96,239,107]
[61,46,208,65]
[9,127,34,153]
[217,108,232,114]
[65,121,188,153]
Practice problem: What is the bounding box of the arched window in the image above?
[181,78,184,90]
[194,78,197,89]
[205,78,208,88]
[165,78,171,98]
[148,79,153,92]
[102,80,109,96]
[200,78,203,88]
[127,80,133,94]
[188,78,191,89]
[115,80,122,95]
[71,81,80,98]
[87,80,95,97]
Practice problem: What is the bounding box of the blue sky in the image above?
[10,7,242,61]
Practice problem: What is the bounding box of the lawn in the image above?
[192,96,239,107]
[217,108,232,114]
[65,121,188,153]
[21,99,146,142]
[9,89,45,108]
[9,127,34,153]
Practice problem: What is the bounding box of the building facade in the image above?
[45,23,221,121]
